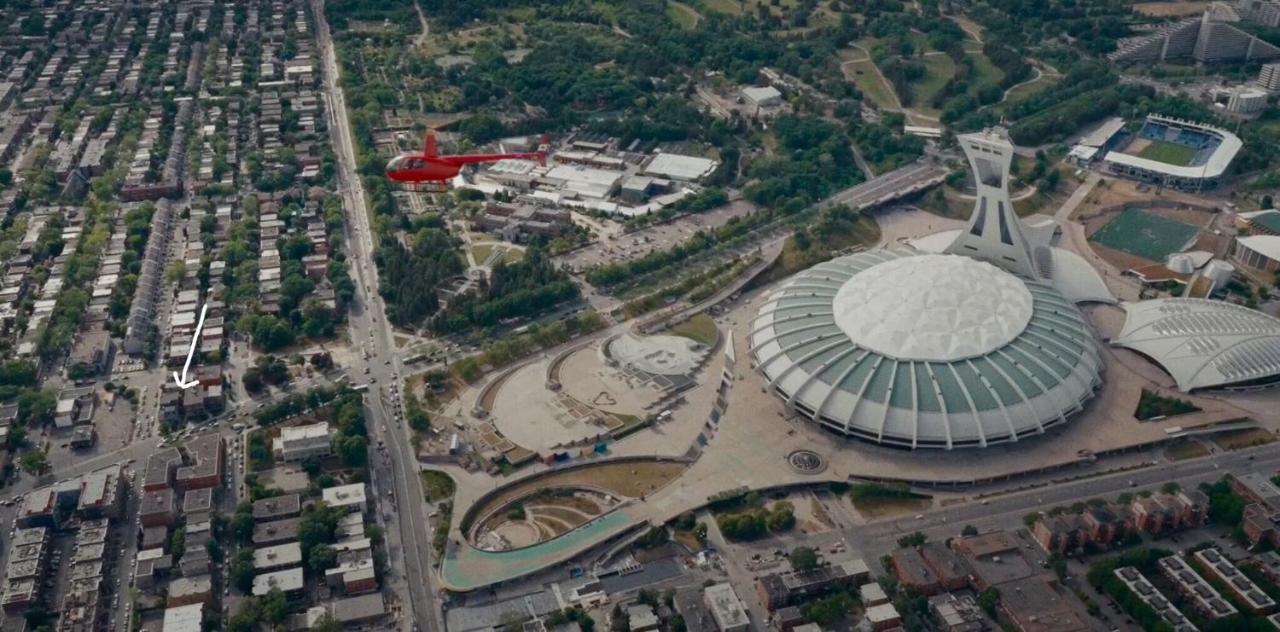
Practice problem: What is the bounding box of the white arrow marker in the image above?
[172,303,209,390]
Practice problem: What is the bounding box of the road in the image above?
[827,161,946,211]
[844,442,1280,563]
[311,1,442,630]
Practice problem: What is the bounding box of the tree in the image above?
[18,388,56,426]
[977,587,1000,618]
[19,450,48,475]
[309,544,338,575]
[897,531,927,548]
[231,550,255,592]
[311,615,343,632]
[260,587,288,625]
[165,260,187,283]
[302,301,336,338]
[802,592,854,626]
[790,547,820,572]
[334,434,368,467]
[767,502,795,532]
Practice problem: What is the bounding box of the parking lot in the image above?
[558,199,757,272]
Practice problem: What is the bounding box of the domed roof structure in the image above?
[748,250,1103,449]
[1112,298,1280,391]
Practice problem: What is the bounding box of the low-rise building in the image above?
[1113,567,1197,632]
[253,518,300,546]
[252,567,305,598]
[252,493,301,522]
[162,602,204,632]
[704,583,749,632]
[931,594,987,632]
[272,422,331,462]
[866,603,902,631]
[1158,555,1236,619]
[322,483,367,514]
[176,434,224,491]
[140,489,177,527]
[253,542,303,572]
[1193,548,1276,614]
[755,557,870,610]
[167,575,212,607]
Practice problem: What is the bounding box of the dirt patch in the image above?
[1164,438,1210,461]
[1210,428,1276,451]
[851,495,932,520]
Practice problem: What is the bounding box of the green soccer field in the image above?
[1089,208,1200,262]
[1136,139,1199,166]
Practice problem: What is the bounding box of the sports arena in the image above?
[1102,115,1241,190]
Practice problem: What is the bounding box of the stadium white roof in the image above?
[1103,116,1242,180]
[1235,234,1280,263]
[749,250,1103,449]
[1079,117,1126,148]
[830,255,1034,362]
[1112,298,1280,390]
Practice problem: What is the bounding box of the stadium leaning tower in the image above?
[944,128,1041,281]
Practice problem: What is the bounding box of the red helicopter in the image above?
[385,131,548,189]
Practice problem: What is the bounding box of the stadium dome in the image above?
[749,250,1104,449]
[1112,298,1280,391]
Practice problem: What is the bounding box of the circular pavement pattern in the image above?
[788,449,827,474]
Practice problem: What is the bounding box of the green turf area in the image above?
[1000,73,1059,109]
[965,51,1005,94]
[1136,139,1198,166]
[666,313,720,346]
[667,2,699,29]
[846,59,899,110]
[911,53,956,114]
[1089,208,1199,262]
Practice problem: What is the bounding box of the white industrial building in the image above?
[741,85,782,108]
[642,152,718,181]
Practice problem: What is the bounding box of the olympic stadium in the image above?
[749,127,1280,450]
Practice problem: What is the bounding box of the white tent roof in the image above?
[1112,298,1280,390]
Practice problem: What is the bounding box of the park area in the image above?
[1088,208,1199,262]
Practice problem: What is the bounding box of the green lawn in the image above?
[421,470,457,502]
[846,59,899,110]
[667,313,720,346]
[911,53,956,114]
[1001,73,1059,108]
[1089,208,1199,262]
[966,51,1005,93]
[501,247,524,264]
[471,242,496,264]
[1137,139,1199,166]
[667,2,699,29]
